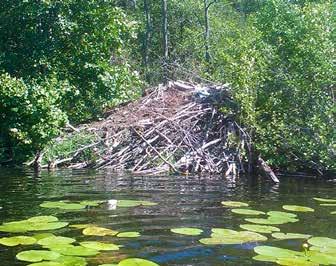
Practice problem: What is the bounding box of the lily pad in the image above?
[200,230,267,245]
[79,241,120,251]
[117,200,157,208]
[320,204,336,207]
[28,216,59,223]
[313,197,336,203]
[276,257,317,266]
[239,224,280,234]
[221,201,249,207]
[118,258,159,266]
[70,224,94,229]
[27,262,64,266]
[80,200,105,207]
[117,232,141,238]
[254,246,302,258]
[40,201,85,210]
[170,227,203,236]
[245,217,298,225]
[267,211,297,219]
[308,237,336,248]
[82,226,118,236]
[310,246,336,254]
[52,246,99,257]
[0,236,36,246]
[282,205,314,212]
[231,209,265,215]
[16,250,60,262]
[33,233,56,241]
[37,236,76,246]
[272,233,311,240]
[331,211,336,215]
[252,255,277,263]
[52,256,87,266]
[0,218,68,233]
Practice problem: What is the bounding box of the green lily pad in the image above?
[313,197,336,203]
[27,262,64,266]
[310,246,336,254]
[80,241,120,251]
[239,224,280,234]
[0,236,36,246]
[170,228,203,236]
[16,250,60,262]
[306,251,336,265]
[37,236,76,246]
[117,232,141,238]
[267,211,297,219]
[0,218,68,233]
[54,256,87,266]
[82,226,118,236]
[117,200,157,207]
[331,211,336,215]
[282,205,314,212]
[272,233,311,240]
[221,201,249,207]
[33,233,56,241]
[254,246,302,258]
[211,228,238,236]
[98,264,118,266]
[118,258,159,266]
[231,209,265,215]
[276,257,317,266]
[52,246,99,257]
[200,230,267,245]
[40,201,85,210]
[28,216,59,223]
[308,237,336,248]
[69,224,94,229]
[320,204,336,207]
[252,255,277,263]
[245,217,298,225]
[80,200,105,207]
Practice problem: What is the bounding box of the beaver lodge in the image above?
[43,81,279,182]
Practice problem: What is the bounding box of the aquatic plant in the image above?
[118,258,159,266]
[16,250,60,262]
[282,205,314,212]
[239,224,280,234]
[221,201,249,207]
[0,236,36,246]
[231,209,265,215]
[170,228,203,236]
[82,226,118,236]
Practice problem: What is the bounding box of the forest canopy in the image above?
[0,0,335,173]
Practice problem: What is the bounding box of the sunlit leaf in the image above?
[37,236,76,246]
[40,201,85,210]
[320,204,336,207]
[80,200,105,207]
[313,197,336,203]
[33,233,55,241]
[239,224,280,234]
[16,250,60,262]
[276,257,317,266]
[117,232,141,238]
[82,226,118,236]
[54,255,87,266]
[245,217,298,225]
[70,224,95,229]
[267,211,297,218]
[282,205,314,212]
[254,246,302,258]
[51,246,99,256]
[221,201,249,207]
[231,209,265,215]
[272,233,311,240]
[117,200,157,208]
[200,230,267,245]
[170,228,203,236]
[308,237,336,248]
[27,216,59,223]
[118,258,159,266]
[79,241,120,251]
[252,255,277,263]
[0,236,36,246]
[27,262,64,266]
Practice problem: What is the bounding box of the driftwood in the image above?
[43,81,259,178]
[258,156,280,183]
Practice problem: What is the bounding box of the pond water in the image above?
[0,168,336,266]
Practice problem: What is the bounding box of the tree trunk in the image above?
[162,0,168,84]
[204,0,211,62]
[143,0,151,83]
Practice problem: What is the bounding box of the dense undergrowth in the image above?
[0,0,334,173]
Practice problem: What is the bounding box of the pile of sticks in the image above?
[45,81,255,177]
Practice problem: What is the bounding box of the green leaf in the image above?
[27,262,64,266]
[117,200,157,208]
[221,201,249,207]
[320,204,336,207]
[239,224,280,234]
[170,228,203,236]
[33,233,55,241]
[37,236,76,246]
[51,246,99,257]
[82,226,118,236]
[16,250,60,262]
[27,216,59,223]
[282,205,314,212]
[118,258,159,266]
[54,256,87,266]
[276,257,317,266]
[267,211,297,219]
[245,217,298,225]
[254,246,302,258]
[308,237,336,248]
[117,232,141,238]
[69,224,94,229]
[200,230,267,245]
[313,197,336,203]
[40,201,85,210]
[79,200,105,207]
[231,209,265,215]
[0,236,36,246]
[252,255,277,263]
[272,233,311,240]
[79,241,120,251]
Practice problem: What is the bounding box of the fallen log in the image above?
[258,156,280,183]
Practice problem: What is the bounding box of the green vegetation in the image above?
[0,0,334,173]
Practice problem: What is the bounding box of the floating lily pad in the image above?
[117,232,141,238]
[98,264,118,266]
[0,236,36,246]
[254,246,302,258]
[252,255,277,263]
[276,257,317,266]
[308,237,336,248]
[28,216,59,223]
[306,250,336,265]
[40,201,86,210]
[117,200,157,208]
[33,233,56,241]
[211,228,238,236]
[320,204,336,207]
[282,205,314,212]
[53,256,87,266]
[37,236,76,246]
[200,229,267,245]
[118,258,159,266]
[80,241,120,251]
[221,201,249,207]
[239,224,280,234]
[80,200,105,207]
[245,217,298,225]
[331,211,336,215]
[231,209,265,215]
[0,218,68,233]
[313,197,336,203]
[82,226,118,236]
[272,233,311,240]
[16,250,60,262]
[310,246,336,254]
[52,246,99,257]
[27,262,64,266]
[267,211,297,219]
[170,228,203,236]
[70,224,94,229]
